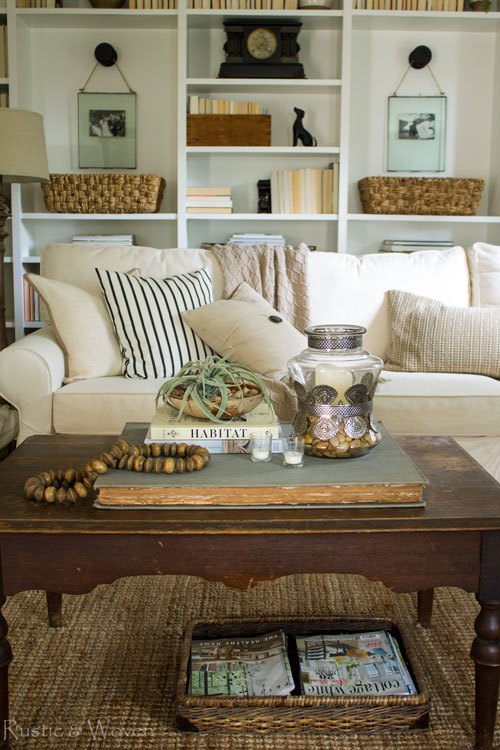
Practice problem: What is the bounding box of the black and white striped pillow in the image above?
[96,267,214,379]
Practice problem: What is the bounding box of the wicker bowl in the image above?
[42,173,165,214]
[358,176,484,216]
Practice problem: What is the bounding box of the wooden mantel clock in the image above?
[219,19,305,79]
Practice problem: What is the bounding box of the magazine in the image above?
[189,630,295,698]
[296,630,417,697]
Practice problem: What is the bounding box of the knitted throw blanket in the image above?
[211,242,311,421]
[211,242,311,334]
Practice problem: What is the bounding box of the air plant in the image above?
[156,355,271,423]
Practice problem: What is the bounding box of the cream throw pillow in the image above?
[384,289,500,377]
[181,282,307,378]
[25,274,122,383]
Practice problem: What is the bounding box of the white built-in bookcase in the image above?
[4,0,500,338]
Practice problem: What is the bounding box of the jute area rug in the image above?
[4,574,499,750]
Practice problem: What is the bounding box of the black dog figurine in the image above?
[292,107,317,147]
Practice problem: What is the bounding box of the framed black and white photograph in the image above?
[78,92,136,168]
[387,96,446,172]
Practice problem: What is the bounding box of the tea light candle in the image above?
[283,450,303,466]
[252,447,271,461]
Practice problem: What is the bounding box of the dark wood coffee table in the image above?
[0,434,498,749]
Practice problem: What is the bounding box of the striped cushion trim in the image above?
[96,267,214,379]
[384,289,500,377]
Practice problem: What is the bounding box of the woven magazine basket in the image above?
[358,176,484,215]
[175,616,430,734]
[42,173,165,214]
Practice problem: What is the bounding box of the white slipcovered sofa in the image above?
[1,241,500,481]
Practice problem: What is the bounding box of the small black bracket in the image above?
[409,45,432,70]
[94,42,118,68]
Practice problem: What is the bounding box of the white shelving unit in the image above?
[6,0,500,338]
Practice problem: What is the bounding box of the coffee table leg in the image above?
[0,595,12,749]
[471,598,500,750]
[417,588,434,628]
[46,592,63,628]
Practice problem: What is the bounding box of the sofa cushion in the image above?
[25,273,122,383]
[384,289,500,377]
[40,244,225,322]
[52,370,500,438]
[375,370,500,436]
[307,246,470,358]
[467,242,500,307]
[96,267,214,379]
[53,377,163,435]
[181,282,306,378]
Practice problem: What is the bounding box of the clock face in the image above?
[246,28,278,61]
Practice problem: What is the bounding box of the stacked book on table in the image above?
[147,401,282,454]
[187,186,233,214]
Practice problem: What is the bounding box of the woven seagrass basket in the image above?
[175,616,430,734]
[358,176,484,215]
[42,173,165,214]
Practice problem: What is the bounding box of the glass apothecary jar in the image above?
[287,325,383,459]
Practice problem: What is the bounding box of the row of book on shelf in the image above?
[22,278,41,323]
[352,0,464,7]
[271,164,339,215]
[129,0,177,7]
[189,0,297,7]
[188,628,417,698]
[16,0,61,6]
[188,97,266,116]
[0,27,8,80]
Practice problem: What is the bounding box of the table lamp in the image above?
[0,109,49,351]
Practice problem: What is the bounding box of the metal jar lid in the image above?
[304,325,367,351]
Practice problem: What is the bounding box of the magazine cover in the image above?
[190,630,295,698]
[296,630,417,697]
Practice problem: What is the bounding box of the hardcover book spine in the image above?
[149,424,281,440]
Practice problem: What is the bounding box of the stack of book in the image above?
[381,239,454,253]
[72,234,135,246]
[147,401,282,454]
[271,165,339,215]
[16,0,62,6]
[187,186,232,214]
[188,96,265,115]
[23,279,41,323]
[227,233,285,246]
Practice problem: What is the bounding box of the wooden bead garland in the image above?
[24,439,211,505]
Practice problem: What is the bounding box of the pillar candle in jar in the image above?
[315,365,353,404]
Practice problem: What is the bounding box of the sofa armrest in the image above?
[0,327,65,443]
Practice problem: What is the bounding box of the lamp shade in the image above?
[0,108,49,183]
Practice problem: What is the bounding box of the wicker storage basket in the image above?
[42,173,165,214]
[187,115,271,147]
[358,176,484,215]
[176,616,430,734]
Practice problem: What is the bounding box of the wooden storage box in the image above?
[176,616,430,734]
[42,173,165,214]
[187,115,271,147]
[358,176,484,216]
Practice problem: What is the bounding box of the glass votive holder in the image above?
[282,436,305,468]
[250,431,272,463]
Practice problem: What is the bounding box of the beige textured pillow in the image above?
[181,282,306,378]
[385,289,500,377]
[25,274,122,383]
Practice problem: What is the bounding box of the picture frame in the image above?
[387,95,446,172]
[78,92,136,169]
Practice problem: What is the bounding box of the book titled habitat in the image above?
[297,630,417,697]
[189,630,294,698]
